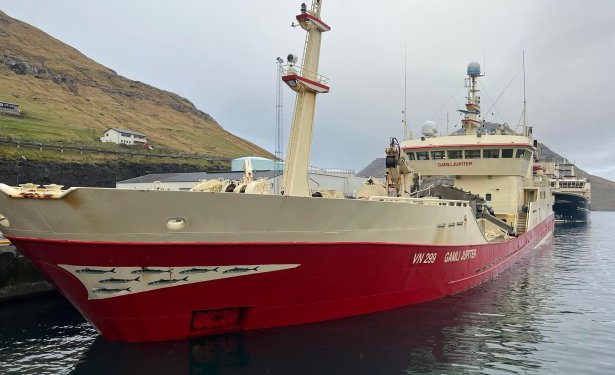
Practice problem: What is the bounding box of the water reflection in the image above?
[0,295,97,375]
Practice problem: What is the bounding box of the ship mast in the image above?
[274,57,284,195]
[281,0,331,197]
[521,50,528,137]
[459,62,482,135]
[402,42,409,140]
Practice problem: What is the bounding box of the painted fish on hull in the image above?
[223,266,259,274]
[131,268,171,274]
[58,263,301,301]
[147,277,189,286]
[99,277,141,284]
[179,267,219,274]
[76,267,116,274]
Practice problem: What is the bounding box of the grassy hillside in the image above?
[0,10,271,158]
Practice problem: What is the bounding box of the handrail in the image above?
[309,166,355,174]
[410,183,435,197]
[367,195,470,207]
[282,64,329,85]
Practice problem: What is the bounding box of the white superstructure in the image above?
[544,162,591,204]
[401,62,552,235]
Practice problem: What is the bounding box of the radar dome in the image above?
[421,121,438,137]
[467,61,481,77]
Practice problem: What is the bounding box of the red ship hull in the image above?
[8,215,553,342]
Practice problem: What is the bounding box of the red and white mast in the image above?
[281,0,330,197]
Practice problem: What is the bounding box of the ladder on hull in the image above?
[517,213,528,235]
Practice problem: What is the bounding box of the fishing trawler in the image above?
[541,162,591,222]
[0,0,553,342]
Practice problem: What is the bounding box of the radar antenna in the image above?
[459,61,483,135]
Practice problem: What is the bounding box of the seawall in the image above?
[0,159,224,188]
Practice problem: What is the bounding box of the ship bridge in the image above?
[401,133,535,178]
[402,132,536,219]
[398,61,546,224]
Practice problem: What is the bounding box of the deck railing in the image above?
[367,196,470,207]
[282,64,329,85]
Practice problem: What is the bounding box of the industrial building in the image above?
[116,157,369,198]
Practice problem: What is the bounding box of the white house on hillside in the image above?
[0,101,20,116]
[100,128,147,146]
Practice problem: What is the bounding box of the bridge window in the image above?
[486,193,492,201]
[407,152,416,160]
[516,149,531,160]
[447,150,463,159]
[483,149,500,158]
[431,151,445,159]
[416,151,430,160]
[502,149,513,158]
[464,149,481,159]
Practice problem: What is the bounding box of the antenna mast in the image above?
[274,57,284,194]
[402,42,409,140]
[522,50,528,136]
[459,62,482,135]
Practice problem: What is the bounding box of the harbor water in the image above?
[1,212,614,374]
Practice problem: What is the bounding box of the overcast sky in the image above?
[2,1,614,178]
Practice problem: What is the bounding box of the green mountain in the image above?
[0,10,270,158]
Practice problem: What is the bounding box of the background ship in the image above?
[0,0,553,342]
[541,162,591,222]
